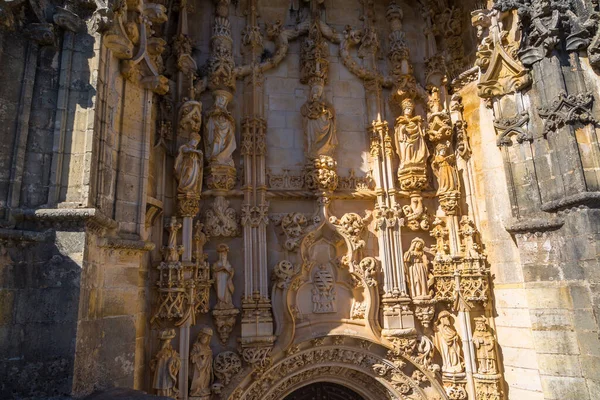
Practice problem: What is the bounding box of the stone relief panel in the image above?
[136,1,503,400]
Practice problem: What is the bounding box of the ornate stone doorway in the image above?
[283,382,365,400]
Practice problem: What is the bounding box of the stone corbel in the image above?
[102,0,169,94]
[472,8,531,101]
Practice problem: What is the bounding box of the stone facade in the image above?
[0,0,599,399]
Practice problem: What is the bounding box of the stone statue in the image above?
[212,243,234,309]
[434,311,464,374]
[189,327,214,398]
[205,90,236,167]
[432,142,460,195]
[404,238,432,299]
[302,80,337,159]
[395,98,429,173]
[175,133,204,195]
[473,317,498,374]
[151,329,181,397]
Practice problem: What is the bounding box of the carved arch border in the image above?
[226,339,449,400]
[273,202,381,349]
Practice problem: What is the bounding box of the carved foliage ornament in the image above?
[204,196,240,237]
[214,351,242,386]
[493,112,531,146]
[538,91,597,135]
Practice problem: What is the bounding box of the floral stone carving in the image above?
[204,196,240,237]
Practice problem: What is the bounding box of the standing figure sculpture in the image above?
[189,327,214,398]
[473,317,498,374]
[212,243,234,309]
[404,238,432,299]
[205,90,236,167]
[151,329,181,397]
[432,142,460,195]
[434,311,464,374]
[395,97,429,191]
[175,133,204,195]
[302,80,337,159]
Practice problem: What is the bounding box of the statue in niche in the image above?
[432,142,460,195]
[434,311,464,374]
[395,97,429,187]
[189,327,214,398]
[472,317,498,374]
[404,238,433,299]
[302,79,338,159]
[151,329,181,397]
[205,90,236,167]
[175,100,204,196]
[175,134,204,195]
[312,264,336,313]
[212,243,235,309]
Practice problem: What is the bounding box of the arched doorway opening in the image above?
[283,382,365,400]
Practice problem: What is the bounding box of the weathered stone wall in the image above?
[2,0,600,399]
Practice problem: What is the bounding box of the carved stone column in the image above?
[238,0,275,370]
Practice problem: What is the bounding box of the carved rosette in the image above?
[305,155,339,193]
[213,351,242,387]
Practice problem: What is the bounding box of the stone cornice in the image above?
[504,216,565,234]
[99,237,156,254]
[14,208,118,234]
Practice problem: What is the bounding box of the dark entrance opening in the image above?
[282,381,366,400]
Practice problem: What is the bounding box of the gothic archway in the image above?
[283,382,365,400]
[224,337,449,400]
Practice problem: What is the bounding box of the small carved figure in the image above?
[404,238,432,299]
[302,81,338,159]
[212,244,235,309]
[175,134,204,195]
[434,311,464,374]
[395,98,429,173]
[189,327,214,397]
[472,317,498,374]
[205,90,236,167]
[432,143,460,195]
[151,329,181,397]
[164,217,182,263]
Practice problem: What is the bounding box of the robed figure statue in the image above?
[212,243,234,309]
[395,97,429,172]
[404,238,432,299]
[302,81,337,159]
[434,311,464,374]
[174,133,204,195]
[432,142,460,195]
[205,90,236,167]
[473,317,498,374]
[189,327,213,397]
[151,329,181,397]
